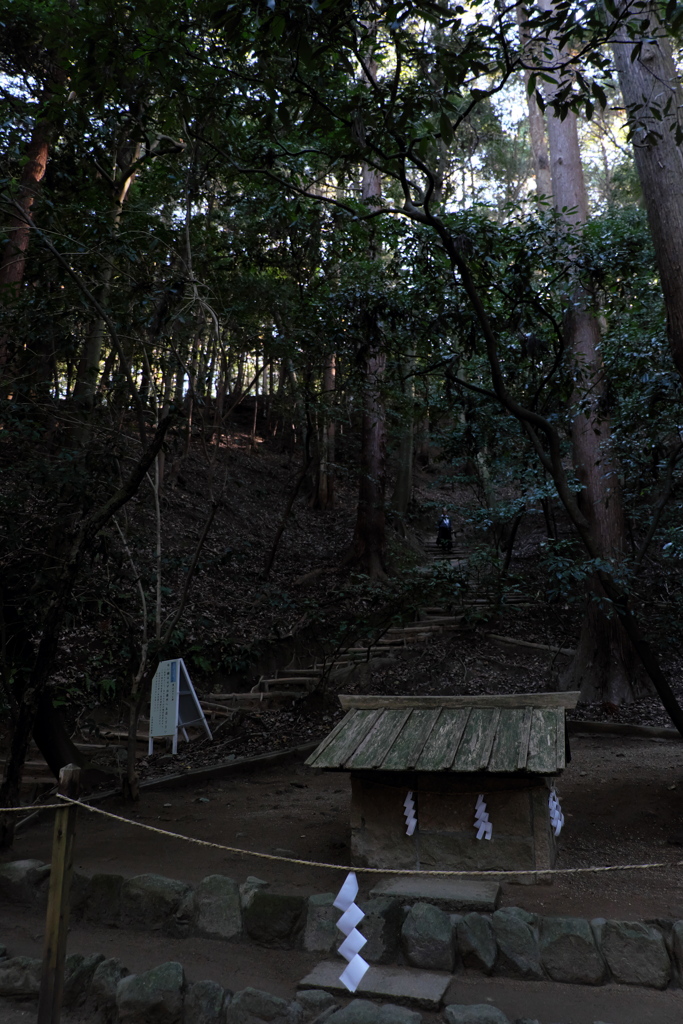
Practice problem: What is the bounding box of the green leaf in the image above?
[591,82,607,108]
[270,14,285,37]
[439,111,453,145]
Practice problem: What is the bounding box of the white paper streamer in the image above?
[404,790,417,836]
[474,793,492,840]
[333,871,369,993]
[549,788,564,837]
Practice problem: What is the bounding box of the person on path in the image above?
[437,510,453,552]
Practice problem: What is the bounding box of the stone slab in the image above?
[369,878,501,913]
[298,961,450,1010]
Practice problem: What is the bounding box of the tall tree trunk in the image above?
[539,0,647,703]
[610,3,683,379]
[0,94,52,373]
[516,3,553,197]
[72,143,141,407]
[311,352,336,510]
[351,344,387,577]
[0,106,51,295]
[349,140,388,577]
[391,356,415,521]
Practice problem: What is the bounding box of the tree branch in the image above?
[2,199,148,446]
[634,441,683,568]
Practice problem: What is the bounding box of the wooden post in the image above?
[37,764,80,1024]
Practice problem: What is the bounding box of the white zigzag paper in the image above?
[404,790,417,836]
[474,793,492,840]
[548,789,564,837]
[333,871,369,993]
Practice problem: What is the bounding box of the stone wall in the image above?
[2,859,682,990]
[0,952,342,1024]
[0,950,614,1024]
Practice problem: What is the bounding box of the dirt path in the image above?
[10,732,683,918]
[4,732,683,1023]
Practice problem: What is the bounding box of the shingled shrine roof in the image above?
[305,693,580,775]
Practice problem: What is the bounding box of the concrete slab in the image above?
[298,961,451,1010]
[369,877,501,913]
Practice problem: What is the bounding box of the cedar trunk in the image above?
[516,3,553,197]
[0,118,50,294]
[75,144,143,407]
[391,357,415,521]
[539,1,646,702]
[311,352,336,510]
[0,105,51,373]
[610,3,683,379]
[351,349,387,578]
[349,112,388,576]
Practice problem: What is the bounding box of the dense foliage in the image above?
[2,0,683,828]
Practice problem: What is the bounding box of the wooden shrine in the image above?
[306,692,580,879]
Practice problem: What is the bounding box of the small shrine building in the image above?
[306,691,579,879]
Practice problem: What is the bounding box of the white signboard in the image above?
[148,658,212,755]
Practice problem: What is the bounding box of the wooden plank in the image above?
[309,709,382,768]
[526,709,561,774]
[380,709,442,770]
[555,708,566,770]
[516,707,534,770]
[414,708,471,771]
[304,711,354,766]
[488,708,528,772]
[338,692,580,711]
[479,707,501,770]
[452,708,501,772]
[37,765,80,1024]
[346,710,412,769]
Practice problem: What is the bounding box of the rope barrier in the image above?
[0,803,64,813]
[2,797,680,877]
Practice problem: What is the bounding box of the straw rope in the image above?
[0,803,64,812]
[1,796,677,878]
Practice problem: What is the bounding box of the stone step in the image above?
[205,692,304,707]
[98,729,150,743]
[417,616,463,625]
[369,877,501,914]
[280,668,321,676]
[386,624,447,634]
[298,961,451,1010]
[263,683,314,695]
[258,677,317,691]
[395,635,432,643]
[343,648,394,657]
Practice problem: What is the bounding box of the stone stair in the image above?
[207,522,516,714]
[9,533,535,792]
[197,603,475,718]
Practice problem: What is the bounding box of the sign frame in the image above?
[148,658,212,755]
